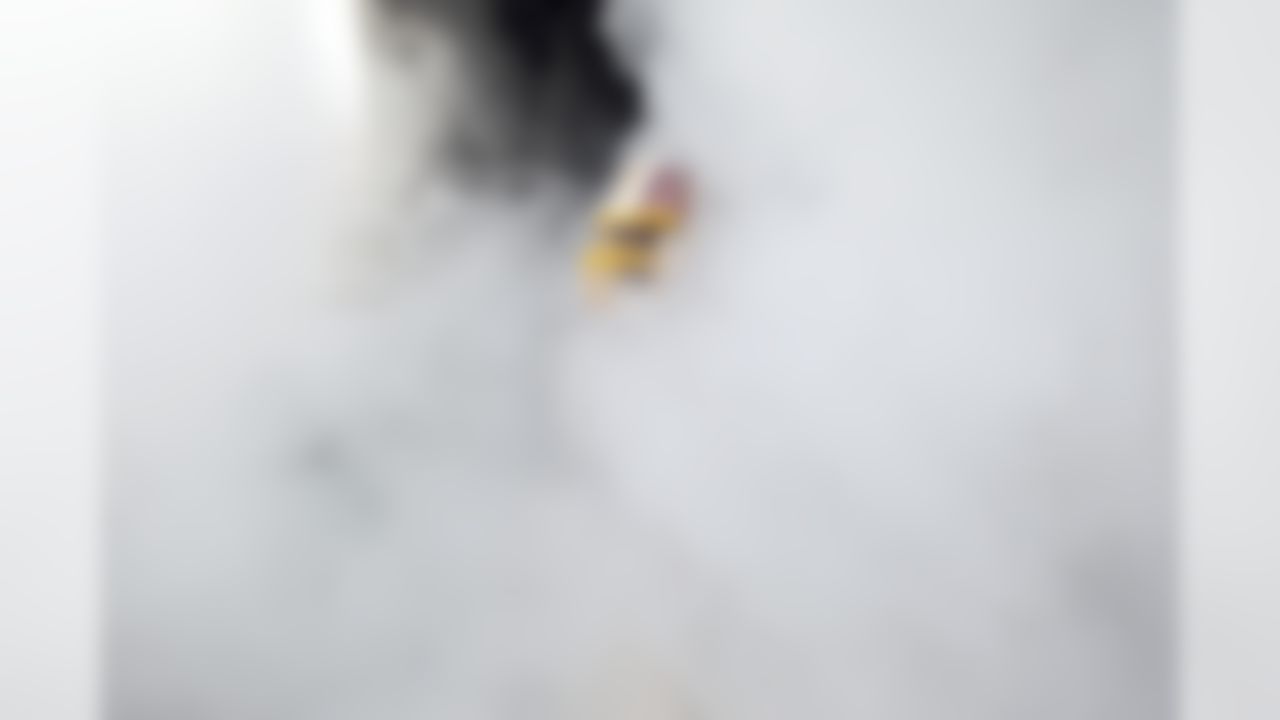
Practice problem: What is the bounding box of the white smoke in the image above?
[108,1,1170,718]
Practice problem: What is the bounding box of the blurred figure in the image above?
[581,143,693,300]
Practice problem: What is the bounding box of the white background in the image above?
[1181,2,1280,718]
[0,0,1276,717]
[0,2,99,719]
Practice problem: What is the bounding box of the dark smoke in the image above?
[376,0,642,186]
